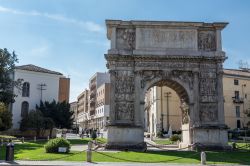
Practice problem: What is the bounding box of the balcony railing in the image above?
[232,97,244,104]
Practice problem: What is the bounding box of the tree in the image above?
[0,48,22,105]
[0,102,12,130]
[19,109,54,137]
[36,100,74,129]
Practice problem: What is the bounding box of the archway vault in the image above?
[105,20,230,151]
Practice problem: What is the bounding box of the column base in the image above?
[106,125,146,151]
[192,125,231,151]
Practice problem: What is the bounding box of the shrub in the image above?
[44,138,71,153]
[170,134,181,142]
[156,131,163,138]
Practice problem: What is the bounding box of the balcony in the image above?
[90,91,96,98]
[90,83,96,90]
[89,110,95,116]
[232,97,244,104]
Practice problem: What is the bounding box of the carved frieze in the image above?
[199,68,217,102]
[200,103,218,122]
[107,61,134,68]
[138,70,194,89]
[135,61,199,69]
[139,70,163,88]
[116,28,135,50]
[112,70,135,122]
[115,102,134,121]
[180,99,189,124]
[198,31,216,51]
[172,70,194,89]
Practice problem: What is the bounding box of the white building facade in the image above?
[11,64,67,129]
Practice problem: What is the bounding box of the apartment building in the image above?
[76,89,89,130]
[95,83,110,130]
[88,72,110,129]
[223,69,250,129]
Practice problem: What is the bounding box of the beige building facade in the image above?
[145,69,250,136]
[76,89,89,129]
[145,86,182,134]
[223,69,250,129]
[88,72,110,129]
[95,83,110,130]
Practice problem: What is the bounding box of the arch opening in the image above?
[144,79,190,139]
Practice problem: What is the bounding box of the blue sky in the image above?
[0,0,250,102]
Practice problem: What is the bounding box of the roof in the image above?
[15,64,63,76]
[223,69,250,78]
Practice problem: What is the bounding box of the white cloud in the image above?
[0,6,105,33]
[30,45,50,58]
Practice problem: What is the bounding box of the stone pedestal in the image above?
[106,126,146,151]
[192,125,231,150]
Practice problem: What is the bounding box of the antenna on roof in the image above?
[37,83,47,101]
[238,60,249,71]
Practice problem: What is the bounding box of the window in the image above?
[21,101,29,118]
[237,120,241,129]
[236,106,240,118]
[22,82,30,97]
[234,79,239,85]
[234,91,240,99]
[245,94,247,99]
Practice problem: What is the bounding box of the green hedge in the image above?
[44,138,71,153]
[170,134,181,142]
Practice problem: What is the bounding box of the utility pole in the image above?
[37,83,47,101]
[164,92,171,131]
[161,87,163,132]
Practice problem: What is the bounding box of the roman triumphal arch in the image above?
[105,20,229,150]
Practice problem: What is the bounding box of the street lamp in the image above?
[164,92,171,131]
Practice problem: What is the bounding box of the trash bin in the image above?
[5,140,14,161]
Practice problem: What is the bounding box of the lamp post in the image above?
[164,92,171,131]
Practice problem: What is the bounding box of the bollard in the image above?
[21,137,24,143]
[34,136,36,142]
[47,136,50,141]
[232,142,236,150]
[5,139,14,162]
[86,141,92,162]
[1,139,3,146]
[201,151,206,165]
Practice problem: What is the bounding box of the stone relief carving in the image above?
[198,31,216,51]
[108,61,134,68]
[199,69,217,102]
[116,28,135,50]
[115,102,134,121]
[139,70,163,88]
[180,99,189,124]
[139,70,194,89]
[111,70,135,121]
[200,103,218,122]
[135,61,199,69]
[172,70,194,89]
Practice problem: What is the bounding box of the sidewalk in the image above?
[0,160,247,166]
[0,160,225,166]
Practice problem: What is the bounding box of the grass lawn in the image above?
[0,140,249,164]
[153,139,173,145]
[67,138,107,145]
